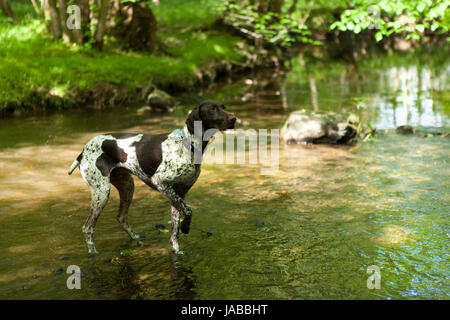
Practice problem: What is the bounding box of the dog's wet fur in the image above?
[68,101,236,255]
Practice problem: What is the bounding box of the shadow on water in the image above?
[0,49,448,299]
[77,250,196,299]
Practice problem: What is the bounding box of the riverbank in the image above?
[1,0,447,117]
[0,0,286,116]
[0,48,448,298]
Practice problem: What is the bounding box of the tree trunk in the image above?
[116,1,159,52]
[94,0,110,50]
[57,0,72,42]
[31,0,42,16]
[0,0,16,20]
[252,0,284,14]
[44,0,62,39]
[76,0,90,43]
[268,0,284,14]
[287,0,298,14]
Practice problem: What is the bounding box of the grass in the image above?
[0,0,243,110]
[151,0,222,28]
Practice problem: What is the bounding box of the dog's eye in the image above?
[221,104,226,110]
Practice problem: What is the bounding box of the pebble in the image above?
[155,224,167,230]
[53,267,64,275]
[205,230,217,237]
[251,218,266,227]
[59,256,71,261]
[396,125,414,135]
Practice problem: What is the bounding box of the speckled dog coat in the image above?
[68,126,200,254]
[68,100,236,255]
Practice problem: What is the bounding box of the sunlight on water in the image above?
[0,51,448,299]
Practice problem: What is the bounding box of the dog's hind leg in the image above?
[110,168,142,240]
[82,177,110,255]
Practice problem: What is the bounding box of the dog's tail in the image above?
[68,153,83,175]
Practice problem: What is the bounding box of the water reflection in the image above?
[0,50,448,299]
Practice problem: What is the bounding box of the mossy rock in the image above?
[396,125,415,135]
[146,86,175,112]
[281,110,357,145]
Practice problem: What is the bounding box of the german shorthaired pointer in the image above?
[68,101,236,255]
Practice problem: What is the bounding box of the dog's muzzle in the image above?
[228,116,237,129]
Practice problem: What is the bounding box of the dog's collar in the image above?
[173,126,200,154]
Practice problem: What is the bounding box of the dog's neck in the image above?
[182,125,214,153]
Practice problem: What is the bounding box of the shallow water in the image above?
[0,51,449,299]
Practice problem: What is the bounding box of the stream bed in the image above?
[0,50,449,299]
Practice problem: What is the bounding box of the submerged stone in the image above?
[251,218,266,227]
[206,230,217,237]
[146,87,174,112]
[53,267,64,275]
[396,125,415,135]
[155,223,167,230]
[281,111,357,144]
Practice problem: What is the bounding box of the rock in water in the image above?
[251,218,266,227]
[396,125,415,135]
[146,87,174,112]
[281,111,357,144]
[155,223,167,230]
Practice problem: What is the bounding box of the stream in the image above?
[0,50,449,299]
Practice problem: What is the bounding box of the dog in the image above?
[68,101,236,255]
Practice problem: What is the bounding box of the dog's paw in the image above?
[131,234,146,240]
[172,246,184,255]
[180,224,190,234]
[180,216,191,234]
[88,249,99,256]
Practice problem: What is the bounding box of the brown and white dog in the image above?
[68,101,236,255]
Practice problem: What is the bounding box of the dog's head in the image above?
[186,100,236,134]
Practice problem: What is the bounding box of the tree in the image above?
[43,0,62,39]
[251,0,285,14]
[39,0,159,51]
[0,0,16,21]
[93,0,110,49]
[221,0,316,47]
[330,0,449,42]
[115,1,159,52]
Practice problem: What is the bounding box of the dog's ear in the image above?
[186,105,203,134]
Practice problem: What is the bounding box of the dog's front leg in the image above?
[154,184,193,250]
[170,206,181,253]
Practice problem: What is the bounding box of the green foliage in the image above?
[150,0,221,28]
[222,0,321,47]
[1,0,448,111]
[330,0,450,41]
[0,0,244,110]
[349,98,376,142]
